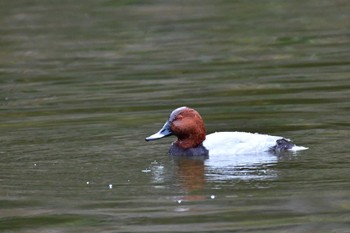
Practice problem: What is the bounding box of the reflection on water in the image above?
[204,152,278,181]
[1,0,350,232]
[170,152,278,188]
[149,152,292,205]
[206,163,278,182]
[173,156,206,192]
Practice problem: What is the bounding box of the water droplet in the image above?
[141,168,151,173]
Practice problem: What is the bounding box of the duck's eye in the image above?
[175,115,183,120]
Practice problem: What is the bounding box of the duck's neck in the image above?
[175,129,206,149]
[170,143,209,156]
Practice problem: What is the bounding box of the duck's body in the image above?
[146,107,308,156]
[205,132,307,156]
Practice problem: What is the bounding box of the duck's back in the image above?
[203,132,283,156]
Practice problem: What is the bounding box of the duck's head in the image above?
[145,106,206,149]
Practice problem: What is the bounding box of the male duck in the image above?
[146,106,308,156]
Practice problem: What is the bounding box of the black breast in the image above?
[169,143,209,157]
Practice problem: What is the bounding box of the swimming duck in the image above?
[145,106,308,156]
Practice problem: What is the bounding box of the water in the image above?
[1,1,350,232]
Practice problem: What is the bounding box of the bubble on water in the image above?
[174,207,189,212]
[141,168,151,173]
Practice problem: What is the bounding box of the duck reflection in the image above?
[149,152,282,200]
[170,153,279,193]
[204,152,279,181]
[172,156,207,192]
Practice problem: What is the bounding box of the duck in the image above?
[145,106,308,156]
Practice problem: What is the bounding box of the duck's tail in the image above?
[270,138,308,153]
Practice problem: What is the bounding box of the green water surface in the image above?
[1,1,350,232]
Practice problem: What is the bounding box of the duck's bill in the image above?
[145,121,173,141]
